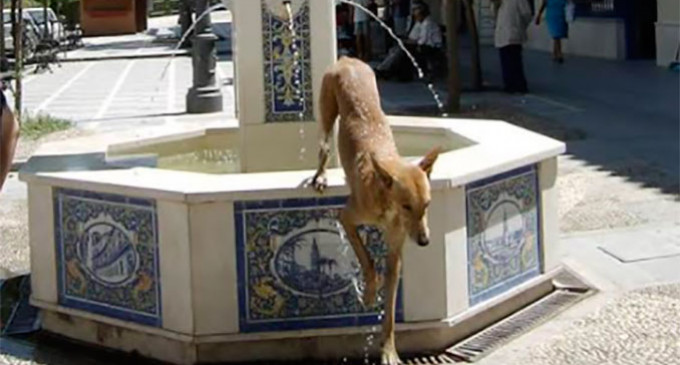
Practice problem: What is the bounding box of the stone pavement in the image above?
[477,283,680,365]
[57,12,231,62]
[6,56,235,131]
[6,12,235,132]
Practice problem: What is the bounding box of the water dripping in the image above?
[339,0,447,116]
[282,2,310,162]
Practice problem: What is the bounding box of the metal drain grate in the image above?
[404,354,462,364]
[446,289,591,363]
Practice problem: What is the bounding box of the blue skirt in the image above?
[546,0,568,39]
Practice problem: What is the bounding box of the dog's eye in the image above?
[402,204,413,212]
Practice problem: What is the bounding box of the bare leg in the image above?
[339,204,377,307]
[381,231,404,365]
[356,34,366,61]
[555,39,564,62]
[0,105,19,192]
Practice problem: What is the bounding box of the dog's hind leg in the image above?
[339,203,377,307]
[311,72,338,192]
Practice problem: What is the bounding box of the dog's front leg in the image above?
[339,205,377,307]
[381,232,405,365]
[311,139,331,192]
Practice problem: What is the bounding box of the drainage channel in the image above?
[445,288,592,363]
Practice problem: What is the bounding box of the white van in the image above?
[2,10,41,58]
[24,7,64,42]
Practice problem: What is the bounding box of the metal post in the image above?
[186,0,223,113]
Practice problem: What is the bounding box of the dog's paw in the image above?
[381,349,402,365]
[310,173,328,193]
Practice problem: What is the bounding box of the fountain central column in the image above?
[231,0,336,172]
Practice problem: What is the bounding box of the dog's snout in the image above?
[417,237,430,247]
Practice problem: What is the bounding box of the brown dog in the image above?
[311,57,439,365]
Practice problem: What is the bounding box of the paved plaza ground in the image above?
[1,13,679,365]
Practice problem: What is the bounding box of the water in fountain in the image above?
[339,0,448,117]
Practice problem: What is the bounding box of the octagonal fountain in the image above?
[19,1,565,364]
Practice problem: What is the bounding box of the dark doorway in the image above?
[626,0,657,59]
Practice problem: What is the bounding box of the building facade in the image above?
[655,0,679,66]
[80,0,148,36]
[522,0,677,64]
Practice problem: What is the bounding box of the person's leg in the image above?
[515,45,529,93]
[395,43,421,81]
[555,38,564,63]
[393,16,407,37]
[419,45,438,79]
[355,21,365,59]
[365,22,372,61]
[376,46,401,73]
[507,45,526,93]
[0,105,19,192]
[499,46,513,92]
[393,50,411,80]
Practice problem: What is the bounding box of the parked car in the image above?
[2,10,40,59]
[25,8,64,43]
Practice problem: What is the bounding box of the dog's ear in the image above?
[419,147,441,178]
[370,153,394,189]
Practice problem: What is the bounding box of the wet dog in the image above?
[311,57,439,365]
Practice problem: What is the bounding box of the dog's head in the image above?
[371,147,441,247]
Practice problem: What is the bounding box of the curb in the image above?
[10,159,26,172]
[58,50,192,63]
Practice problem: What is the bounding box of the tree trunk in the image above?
[43,0,49,39]
[10,0,16,54]
[0,0,5,61]
[462,0,482,90]
[445,0,461,114]
[14,0,23,120]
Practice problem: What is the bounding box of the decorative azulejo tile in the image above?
[234,196,403,332]
[53,188,161,327]
[262,0,314,123]
[466,165,541,306]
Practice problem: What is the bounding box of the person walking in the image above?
[493,0,532,94]
[351,0,373,61]
[0,86,19,193]
[391,0,411,37]
[536,0,569,63]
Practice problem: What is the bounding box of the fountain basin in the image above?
[20,116,564,364]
